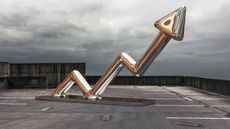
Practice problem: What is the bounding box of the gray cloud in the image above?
[0,0,229,80]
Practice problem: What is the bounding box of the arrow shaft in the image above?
[49,7,186,99]
[90,32,171,96]
[50,70,92,96]
[135,32,171,75]
[51,32,171,98]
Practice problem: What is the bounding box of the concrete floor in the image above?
[0,85,230,129]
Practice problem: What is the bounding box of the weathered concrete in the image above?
[8,76,47,89]
[0,86,230,129]
[0,77,8,89]
[10,63,85,88]
[0,62,85,88]
[184,77,230,96]
[0,62,9,89]
[86,76,182,85]
[0,62,9,77]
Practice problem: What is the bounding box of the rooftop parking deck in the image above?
[0,85,230,129]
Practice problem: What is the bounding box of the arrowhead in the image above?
[154,7,186,41]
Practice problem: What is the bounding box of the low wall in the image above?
[86,76,230,96]
[86,76,183,85]
[184,77,230,96]
[0,77,8,89]
[0,62,9,77]
[10,63,85,87]
[8,76,47,89]
[3,75,230,96]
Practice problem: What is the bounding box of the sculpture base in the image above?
[35,95,155,107]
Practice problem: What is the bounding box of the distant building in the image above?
[0,62,85,89]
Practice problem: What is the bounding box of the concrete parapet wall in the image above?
[10,63,85,87]
[86,76,230,96]
[0,62,9,77]
[184,77,230,96]
[0,77,8,89]
[1,62,229,96]
[8,76,47,89]
[0,62,85,88]
[86,76,183,85]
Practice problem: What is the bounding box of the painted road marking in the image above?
[0,102,26,106]
[166,117,230,120]
[183,97,193,101]
[41,107,51,111]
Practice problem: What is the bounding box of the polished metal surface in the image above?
[50,7,186,100]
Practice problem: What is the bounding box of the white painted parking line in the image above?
[183,97,193,101]
[41,107,51,111]
[0,102,26,106]
[166,117,230,120]
[155,104,204,107]
[0,97,34,100]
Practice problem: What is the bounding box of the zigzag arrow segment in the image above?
[50,7,186,100]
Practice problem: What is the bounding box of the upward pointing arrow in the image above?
[155,7,186,41]
[50,7,186,100]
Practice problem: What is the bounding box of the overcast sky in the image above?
[0,0,229,79]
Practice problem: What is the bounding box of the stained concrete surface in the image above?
[0,86,230,129]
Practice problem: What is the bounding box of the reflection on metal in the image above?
[50,7,186,100]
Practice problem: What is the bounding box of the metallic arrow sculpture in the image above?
[50,7,186,100]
